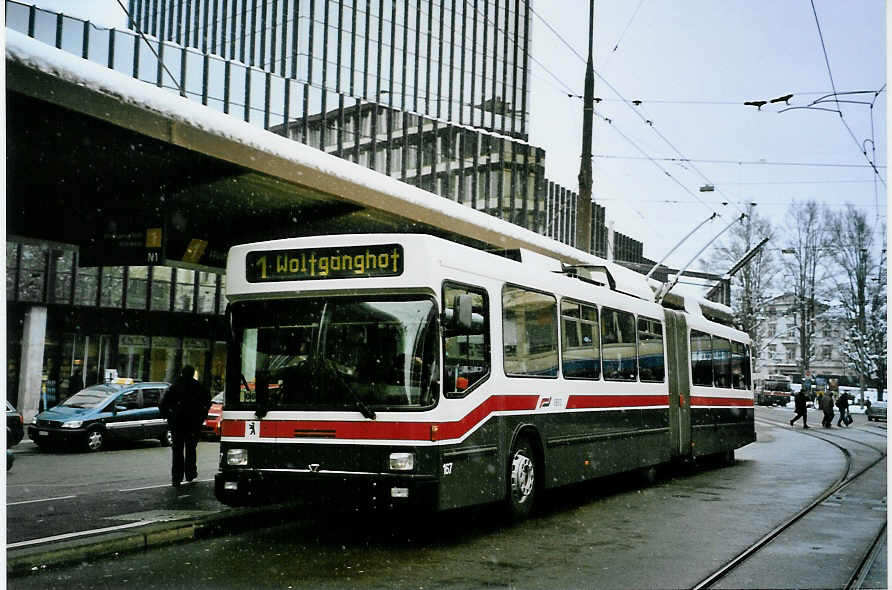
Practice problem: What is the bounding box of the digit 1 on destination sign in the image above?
[255,255,267,280]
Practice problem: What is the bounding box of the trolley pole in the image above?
[575,0,595,254]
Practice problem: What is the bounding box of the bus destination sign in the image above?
[246,244,404,282]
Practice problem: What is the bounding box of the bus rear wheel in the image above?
[506,437,537,519]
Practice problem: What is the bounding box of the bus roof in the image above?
[227,233,736,323]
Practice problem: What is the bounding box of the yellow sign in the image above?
[145,228,163,248]
[246,244,404,282]
[183,239,209,263]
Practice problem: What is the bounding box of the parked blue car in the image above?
[28,381,171,452]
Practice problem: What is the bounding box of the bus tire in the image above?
[506,437,537,520]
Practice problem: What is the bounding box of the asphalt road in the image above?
[7,438,221,545]
[7,408,887,589]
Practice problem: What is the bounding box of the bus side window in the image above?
[638,317,665,382]
[503,285,558,378]
[713,337,732,388]
[561,300,600,380]
[690,330,713,386]
[601,307,637,381]
[443,283,490,398]
[731,341,748,390]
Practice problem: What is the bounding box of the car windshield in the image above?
[60,386,120,408]
[764,380,790,392]
[229,296,440,412]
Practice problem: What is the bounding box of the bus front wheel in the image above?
[506,437,537,519]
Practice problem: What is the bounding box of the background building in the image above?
[754,293,853,385]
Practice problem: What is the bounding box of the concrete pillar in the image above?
[18,305,47,424]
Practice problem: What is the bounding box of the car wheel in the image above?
[505,436,538,520]
[160,427,173,447]
[84,427,105,452]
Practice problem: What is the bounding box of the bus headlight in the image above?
[61,421,83,429]
[389,452,414,471]
[226,448,248,466]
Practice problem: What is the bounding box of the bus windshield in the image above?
[229,296,439,412]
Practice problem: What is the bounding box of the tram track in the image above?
[691,415,886,590]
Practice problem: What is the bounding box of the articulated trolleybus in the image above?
[215,233,755,517]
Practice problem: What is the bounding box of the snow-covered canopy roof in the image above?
[8,30,664,302]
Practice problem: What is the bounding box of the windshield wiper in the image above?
[333,372,376,420]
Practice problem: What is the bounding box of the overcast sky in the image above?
[527,0,886,274]
[21,0,888,286]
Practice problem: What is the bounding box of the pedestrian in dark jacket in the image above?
[836,392,850,427]
[160,365,212,487]
[821,392,835,428]
[790,389,809,428]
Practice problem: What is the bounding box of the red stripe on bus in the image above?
[221,420,244,437]
[220,394,540,442]
[566,394,670,409]
[689,396,754,407]
[221,394,751,440]
[435,394,540,440]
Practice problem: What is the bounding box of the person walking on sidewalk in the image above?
[160,365,212,487]
[821,391,835,428]
[790,388,809,428]
[836,391,851,427]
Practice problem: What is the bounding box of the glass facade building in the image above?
[130,0,530,138]
[6,239,228,419]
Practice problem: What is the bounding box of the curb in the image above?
[7,504,295,577]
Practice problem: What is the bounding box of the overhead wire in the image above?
[806,2,886,187]
[114,0,184,93]
[868,85,885,228]
[591,154,885,168]
[528,4,749,218]
[581,90,868,106]
[591,196,885,211]
[713,179,879,185]
[600,0,646,70]
[522,25,724,218]
[591,110,719,212]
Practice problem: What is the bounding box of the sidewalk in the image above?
[7,492,294,576]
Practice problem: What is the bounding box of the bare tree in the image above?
[781,201,827,376]
[709,205,778,372]
[825,205,886,401]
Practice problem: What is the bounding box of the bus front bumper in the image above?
[214,468,438,510]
